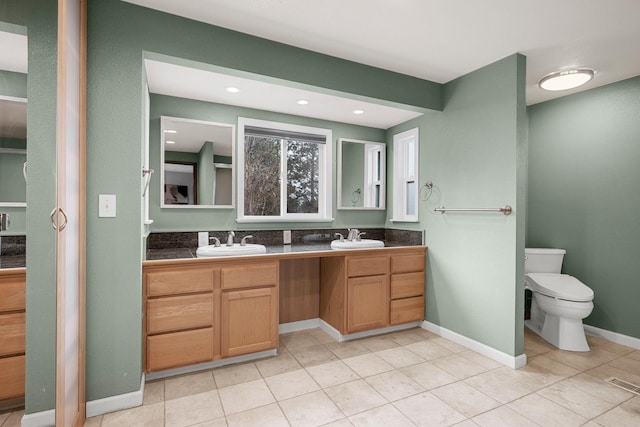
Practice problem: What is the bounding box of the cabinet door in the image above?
[347,275,389,333]
[221,287,278,357]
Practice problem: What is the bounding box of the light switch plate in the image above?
[198,232,209,247]
[99,194,116,218]
[283,230,292,245]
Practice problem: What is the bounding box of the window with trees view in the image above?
[238,118,332,221]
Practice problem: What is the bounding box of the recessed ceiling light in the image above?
[353,109,365,115]
[166,140,176,144]
[297,99,309,105]
[164,129,177,133]
[226,86,240,93]
[538,68,595,91]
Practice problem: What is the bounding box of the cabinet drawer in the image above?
[147,268,214,297]
[147,328,214,372]
[0,312,26,356]
[390,296,424,325]
[0,355,25,400]
[147,294,213,335]
[0,277,26,312]
[347,256,389,277]
[221,262,278,290]
[391,253,425,274]
[390,272,424,299]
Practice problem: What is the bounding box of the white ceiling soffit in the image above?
[145,60,424,129]
[0,97,27,139]
[0,31,28,73]
[127,0,640,106]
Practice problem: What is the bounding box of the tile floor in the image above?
[2,327,640,426]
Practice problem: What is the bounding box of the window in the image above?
[392,127,419,222]
[238,118,332,222]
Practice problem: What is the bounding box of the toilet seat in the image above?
[526,273,594,302]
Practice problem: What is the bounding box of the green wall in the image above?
[87,0,441,402]
[386,54,527,356]
[1,0,58,414]
[340,142,365,208]
[149,94,387,232]
[528,75,640,339]
[0,69,27,98]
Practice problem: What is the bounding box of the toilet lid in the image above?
[526,273,594,302]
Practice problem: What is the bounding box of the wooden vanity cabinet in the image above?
[0,268,26,402]
[143,260,279,373]
[390,251,426,325]
[346,256,390,333]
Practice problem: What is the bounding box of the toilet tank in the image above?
[524,248,566,274]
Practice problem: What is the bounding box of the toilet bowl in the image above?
[524,249,594,352]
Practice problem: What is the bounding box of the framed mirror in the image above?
[0,95,27,207]
[161,116,235,208]
[337,138,385,210]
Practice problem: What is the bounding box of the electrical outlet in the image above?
[283,230,292,245]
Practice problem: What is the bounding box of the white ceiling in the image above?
[128,0,640,108]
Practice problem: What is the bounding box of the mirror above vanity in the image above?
[0,96,27,208]
[337,138,385,210]
[161,116,235,208]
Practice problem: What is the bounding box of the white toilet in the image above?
[524,248,594,352]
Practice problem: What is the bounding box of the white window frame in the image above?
[392,127,419,222]
[364,143,385,209]
[237,117,333,223]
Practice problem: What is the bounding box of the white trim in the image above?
[279,318,321,334]
[392,127,420,222]
[421,321,527,369]
[85,375,145,418]
[236,217,335,224]
[20,409,55,427]
[320,319,420,342]
[145,349,277,381]
[584,324,640,350]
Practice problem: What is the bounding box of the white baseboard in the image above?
[584,324,640,350]
[421,321,527,369]
[320,320,421,342]
[20,408,55,427]
[85,375,145,418]
[279,319,321,334]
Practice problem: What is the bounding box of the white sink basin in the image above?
[330,239,385,250]
[196,243,267,257]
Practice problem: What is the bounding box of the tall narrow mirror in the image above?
[161,116,235,208]
[337,138,385,209]
[0,98,27,207]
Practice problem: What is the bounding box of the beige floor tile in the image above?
[404,340,453,361]
[431,382,501,418]
[189,419,228,427]
[164,390,223,427]
[265,368,320,401]
[290,344,339,367]
[213,362,261,388]
[217,379,275,415]
[375,346,424,368]
[319,419,353,427]
[325,379,386,416]
[142,379,164,405]
[226,403,289,427]
[587,336,634,356]
[102,402,164,427]
[388,329,430,346]
[400,361,458,390]
[457,350,502,370]
[507,393,587,427]
[463,368,534,404]
[358,335,400,352]
[255,349,302,377]
[325,341,371,359]
[430,337,466,353]
[520,354,580,385]
[542,349,605,371]
[343,353,394,377]
[431,354,487,380]
[1,410,24,427]
[279,390,344,427]
[536,380,618,419]
[626,350,640,362]
[83,415,103,427]
[586,362,640,386]
[593,395,640,427]
[306,360,360,388]
[394,391,466,426]
[413,328,439,340]
[281,332,322,351]
[349,404,415,427]
[607,355,640,377]
[0,412,11,426]
[364,370,424,401]
[472,405,538,427]
[164,370,216,401]
[307,328,336,344]
[451,420,479,427]
[562,372,635,405]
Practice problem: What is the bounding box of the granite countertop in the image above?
[0,255,26,269]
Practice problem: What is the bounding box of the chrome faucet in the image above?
[334,232,344,241]
[226,231,235,246]
[209,236,221,247]
[347,228,359,241]
[240,235,253,246]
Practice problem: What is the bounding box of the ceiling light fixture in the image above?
[538,68,595,91]
[166,140,176,144]
[297,99,309,105]
[164,129,177,133]
[353,109,364,115]
[226,86,240,93]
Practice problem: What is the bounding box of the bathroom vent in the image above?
[605,377,640,395]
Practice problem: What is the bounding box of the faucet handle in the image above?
[240,235,254,246]
[356,231,366,241]
[334,232,344,241]
[209,236,221,247]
